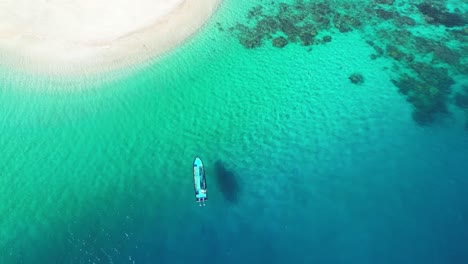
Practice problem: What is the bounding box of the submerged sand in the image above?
[0,0,220,75]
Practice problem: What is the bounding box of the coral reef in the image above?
[392,73,451,125]
[273,36,289,48]
[228,1,364,49]
[220,0,467,127]
[349,73,364,85]
[417,3,467,28]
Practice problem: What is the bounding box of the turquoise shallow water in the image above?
[1,0,468,263]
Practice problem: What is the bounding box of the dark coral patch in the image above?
[417,3,466,27]
[392,70,454,125]
[455,87,468,109]
[396,16,416,26]
[376,8,396,20]
[376,0,395,5]
[272,36,288,48]
[386,45,406,61]
[322,35,332,43]
[349,73,365,85]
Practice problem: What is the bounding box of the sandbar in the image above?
[0,0,221,75]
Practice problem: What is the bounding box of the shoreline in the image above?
[0,0,221,76]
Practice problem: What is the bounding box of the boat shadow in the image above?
[214,160,240,203]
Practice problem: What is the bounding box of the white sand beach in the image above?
[0,0,221,75]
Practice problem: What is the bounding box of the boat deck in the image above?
[193,157,207,205]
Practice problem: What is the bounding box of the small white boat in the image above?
[193,157,207,206]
